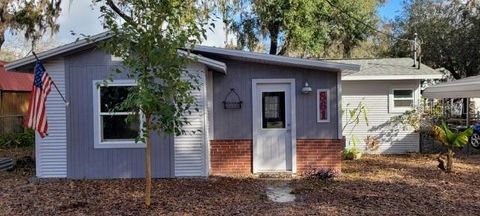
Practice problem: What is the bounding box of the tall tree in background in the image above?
[326,0,380,58]
[222,0,382,57]
[96,0,210,207]
[391,0,480,79]
[0,0,62,50]
[215,0,239,47]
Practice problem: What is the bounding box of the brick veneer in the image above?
[296,139,343,174]
[209,139,343,176]
[210,139,252,175]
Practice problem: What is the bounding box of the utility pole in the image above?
[412,32,417,67]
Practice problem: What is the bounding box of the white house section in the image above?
[35,59,68,178]
[342,80,421,154]
[174,63,208,177]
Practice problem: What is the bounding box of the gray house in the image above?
[6,33,359,178]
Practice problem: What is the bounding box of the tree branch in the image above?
[105,0,134,25]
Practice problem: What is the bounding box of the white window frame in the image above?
[93,79,145,149]
[317,89,330,123]
[389,88,415,113]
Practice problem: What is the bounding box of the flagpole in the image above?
[32,52,69,106]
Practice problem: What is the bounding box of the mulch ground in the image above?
[1,152,480,215]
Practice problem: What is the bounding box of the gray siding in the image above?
[65,49,173,178]
[210,58,339,140]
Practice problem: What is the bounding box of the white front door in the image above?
[253,80,294,172]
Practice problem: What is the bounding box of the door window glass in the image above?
[262,92,285,128]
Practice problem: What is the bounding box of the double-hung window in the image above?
[93,80,144,148]
[389,88,415,113]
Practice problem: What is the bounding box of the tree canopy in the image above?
[217,0,382,58]
[391,0,480,79]
[0,0,62,50]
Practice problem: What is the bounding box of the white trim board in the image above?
[92,79,146,149]
[388,87,416,113]
[342,74,443,81]
[336,73,342,139]
[36,59,67,178]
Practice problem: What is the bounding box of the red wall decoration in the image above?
[317,89,329,122]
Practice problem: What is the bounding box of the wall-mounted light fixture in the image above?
[301,81,313,94]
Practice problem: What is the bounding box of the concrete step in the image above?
[255,172,294,179]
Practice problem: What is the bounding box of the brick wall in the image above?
[296,139,343,174]
[210,139,252,176]
[209,139,343,176]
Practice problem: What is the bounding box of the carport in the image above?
[423,75,480,149]
[423,75,480,99]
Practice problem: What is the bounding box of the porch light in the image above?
[301,81,312,94]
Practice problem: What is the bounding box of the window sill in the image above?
[389,108,412,113]
[94,142,146,149]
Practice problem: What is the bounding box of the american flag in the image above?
[26,61,53,138]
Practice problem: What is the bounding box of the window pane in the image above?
[100,86,133,112]
[102,115,140,141]
[394,100,413,107]
[262,92,285,128]
[393,90,413,98]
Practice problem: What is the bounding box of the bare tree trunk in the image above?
[0,28,6,51]
[269,24,280,55]
[144,114,152,208]
[446,148,454,173]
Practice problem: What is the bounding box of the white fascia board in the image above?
[423,81,480,99]
[342,74,444,81]
[177,50,227,74]
[6,32,112,71]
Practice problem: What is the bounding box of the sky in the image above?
[53,1,226,47]
[378,0,404,21]
[5,0,404,49]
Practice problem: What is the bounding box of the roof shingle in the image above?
[328,58,443,80]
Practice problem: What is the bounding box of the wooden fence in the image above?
[0,91,30,135]
[0,115,25,134]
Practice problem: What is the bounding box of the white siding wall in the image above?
[342,80,420,154]
[36,59,67,177]
[174,63,208,176]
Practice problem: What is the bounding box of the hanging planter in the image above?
[223,88,243,109]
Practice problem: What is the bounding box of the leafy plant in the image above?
[432,122,473,173]
[342,145,362,160]
[364,135,380,152]
[342,100,368,160]
[390,100,444,133]
[303,168,338,182]
[0,129,35,149]
[96,0,211,208]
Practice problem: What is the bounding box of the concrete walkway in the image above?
[265,182,296,203]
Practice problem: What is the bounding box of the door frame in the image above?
[252,79,296,174]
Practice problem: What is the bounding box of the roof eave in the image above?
[177,50,227,74]
[192,46,360,72]
[5,32,113,71]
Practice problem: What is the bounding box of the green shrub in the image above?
[0,129,35,149]
[342,145,362,160]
